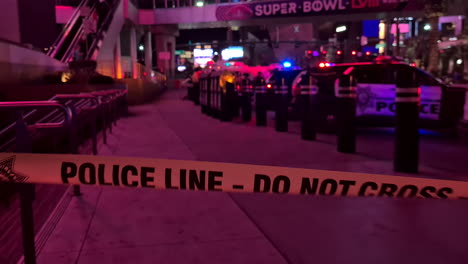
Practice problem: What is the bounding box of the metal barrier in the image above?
[0,101,73,264]
[210,73,222,118]
[0,89,127,264]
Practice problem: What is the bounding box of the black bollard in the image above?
[275,78,289,132]
[336,71,357,153]
[394,69,420,173]
[255,85,267,126]
[300,74,318,140]
[240,79,253,122]
[254,72,267,126]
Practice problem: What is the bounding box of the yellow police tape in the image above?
[1,153,467,200]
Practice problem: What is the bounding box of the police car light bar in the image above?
[319,62,334,68]
[282,61,292,68]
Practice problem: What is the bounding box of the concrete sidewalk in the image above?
[34,89,468,264]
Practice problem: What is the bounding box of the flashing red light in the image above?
[266,84,273,89]
[319,62,326,68]
[322,50,327,55]
[351,51,357,56]
[307,50,312,55]
[365,51,371,56]
[336,50,342,55]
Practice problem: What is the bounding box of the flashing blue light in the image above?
[283,61,292,68]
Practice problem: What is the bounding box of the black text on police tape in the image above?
[254,174,453,198]
[61,162,223,191]
[60,162,454,199]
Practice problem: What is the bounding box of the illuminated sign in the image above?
[193,48,213,67]
[221,46,244,60]
[336,25,347,32]
[216,0,419,21]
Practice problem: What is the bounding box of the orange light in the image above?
[319,62,326,68]
[337,50,342,55]
[266,84,272,89]
[351,51,357,56]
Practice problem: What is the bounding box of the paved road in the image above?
[34,89,468,264]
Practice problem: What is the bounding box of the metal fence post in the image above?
[67,106,82,196]
[16,111,37,264]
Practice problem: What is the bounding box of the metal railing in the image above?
[0,88,127,264]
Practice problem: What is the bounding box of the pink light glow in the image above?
[391,24,409,34]
[55,5,74,10]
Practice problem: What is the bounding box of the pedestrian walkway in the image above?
[33,89,468,264]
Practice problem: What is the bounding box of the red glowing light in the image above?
[266,84,272,89]
[307,50,312,55]
[410,63,416,67]
[337,50,342,55]
[236,85,241,90]
[319,62,326,68]
[56,5,74,10]
[366,51,371,56]
[322,51,327,55]
[351,51,357,56]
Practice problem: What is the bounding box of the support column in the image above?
[227,27,233,42]
[395,19,401,57]
[152,25,179,79]
[145,30,153,74]
[114,34,122,79]
[130,26,138,79]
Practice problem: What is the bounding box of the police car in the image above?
[292,57,466,129]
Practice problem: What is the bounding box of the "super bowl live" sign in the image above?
[216,0,422,21]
